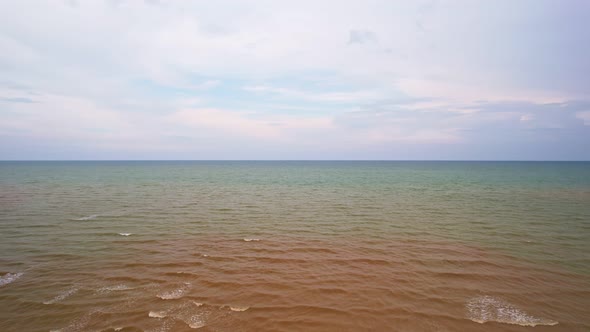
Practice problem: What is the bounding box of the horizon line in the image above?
[1,159,589,162]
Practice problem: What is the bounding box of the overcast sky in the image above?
[1,0,589,160]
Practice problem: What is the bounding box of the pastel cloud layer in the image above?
[1,0,589,160]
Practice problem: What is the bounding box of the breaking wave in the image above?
[74,214,98,221]
[466,295,558,327]
[44,288,79,304]
[157,282,192,300]
[0,272,23,287]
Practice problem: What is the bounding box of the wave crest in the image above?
[229,306,249,312]
[44,288,78,304]
[74,214,98,221]
[466,295,558,327]
[0,272,23,287]
[96,284,131,294]
[149,311,167,318]
[157,282,192,300]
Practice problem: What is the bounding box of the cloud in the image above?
[576,111,590,126]
[243,85,381,103]
[0,97,36,103]
[170,108,282,139]
[348,30,378,45]
[0,1,589,159]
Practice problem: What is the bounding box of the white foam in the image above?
[188,316,206,329]
[466,295,558,327]
[44,288,78,304]
[151,301,208,329]
[75,214,98,221]
[185,311,207,329]
[149,311,167,318]
[243,238,260,242]
[147,318,174,332]
[229,306,249,312]
[157,283,191,300]
[96,284,131,294]
[118,233,132,236]
[0,272,23,287]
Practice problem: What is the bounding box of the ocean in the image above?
[0,161,589,331]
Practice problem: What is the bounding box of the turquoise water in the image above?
[2,161,588,270]
[1,161,589,331]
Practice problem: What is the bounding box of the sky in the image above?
[1,0,589,160]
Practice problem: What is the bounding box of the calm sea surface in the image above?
[0,161,589,331]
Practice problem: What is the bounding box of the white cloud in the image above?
[576,111,590,126]
[170,108,283,140]
[243,85,381,103]
[348,30,378,45]
[2,0,586,101]
[0,0,588,159]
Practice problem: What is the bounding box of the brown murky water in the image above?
[1,161,589,331]
[2,235,589,331]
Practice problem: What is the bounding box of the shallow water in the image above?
[0,161,589,331]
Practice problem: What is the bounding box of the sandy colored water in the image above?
[2,235,589,331]
[1,161,589,331]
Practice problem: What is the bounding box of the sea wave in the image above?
[0,272,23,287]
[96,284,131,294]
[466,295,558,327]
[74,214,99,221]
[118,233,132,236]
[184,309,208,329]
[149,311,167,318]
[49,310,93,332]
[157,282,192,300]
[229,306,249,312]
[243,238,260,242]
[149,301,208,329]
[44,287,78,304]
[188,316,206,329]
